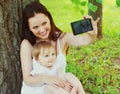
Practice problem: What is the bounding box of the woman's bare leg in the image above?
[45,85,70,94]
[64,73,85,94]
[71,87,78,94]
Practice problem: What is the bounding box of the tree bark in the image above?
[88,0,102,38]
[0,0,38,94]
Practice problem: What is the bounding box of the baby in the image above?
[21,41,85,94]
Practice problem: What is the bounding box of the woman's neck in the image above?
[36,38,51,43]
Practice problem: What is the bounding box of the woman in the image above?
[20,1,99,93]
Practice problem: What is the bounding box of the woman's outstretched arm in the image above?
[62,16,100,47]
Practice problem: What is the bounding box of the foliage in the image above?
[70,0,102,15]
[96,0,102,4]
[116,0,120,7]
[88,2,98,12]
[70,0,87,15]
[40,0,120,93]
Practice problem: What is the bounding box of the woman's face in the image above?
[28,13,51,39]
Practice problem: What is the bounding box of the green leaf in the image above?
[71,0,80,5]
[80,9,85,15]
[88,3,98,12]
[116,0,120,7]
[96,0,103,4]
[80,1,87,6]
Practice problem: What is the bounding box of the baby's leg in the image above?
[44,85,52,94]
[64,73,85,94]
[53,87,70,94]
[45,85,70,94]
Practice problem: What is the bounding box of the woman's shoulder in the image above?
[59,32,72,40]
[59,32,72,44]
[58,32,71,55]
[20,39,33,50]
[21,39,32,46]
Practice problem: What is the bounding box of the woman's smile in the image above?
[40,31,47,36]
[28,13,51,39]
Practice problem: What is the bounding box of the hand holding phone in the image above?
[71,18,93,35]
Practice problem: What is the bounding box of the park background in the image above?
[40,0,120,94]
[0,0,119,94]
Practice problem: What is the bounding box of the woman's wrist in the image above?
[41,74,51,85]
[87,31,97,39]
[86,32,97,44]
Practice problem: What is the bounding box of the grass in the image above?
[40,0,120,93]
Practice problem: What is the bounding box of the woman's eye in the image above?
[42,22,47,26]
[52,53,55,56]
[45,54,49,57]
[33,26,38,29]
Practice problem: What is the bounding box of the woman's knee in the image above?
[65,72,74,77]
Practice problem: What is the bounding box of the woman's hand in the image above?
[84,15,100,37]
[64,82,73,92]
[45,75,66,88]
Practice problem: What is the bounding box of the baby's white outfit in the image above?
[21,39,66,94]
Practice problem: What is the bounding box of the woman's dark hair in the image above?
[22,1,62,45]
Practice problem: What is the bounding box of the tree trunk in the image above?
[88,0,102,38]
[0,0,38,94]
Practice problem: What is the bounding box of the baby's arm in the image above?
[56,67,65,79]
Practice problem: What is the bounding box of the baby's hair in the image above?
[32,41,55,60]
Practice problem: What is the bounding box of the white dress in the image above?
[21,39,67,94]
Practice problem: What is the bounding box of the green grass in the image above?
[40,0,120,93]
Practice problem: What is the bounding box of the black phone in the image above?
[71,18,93,35]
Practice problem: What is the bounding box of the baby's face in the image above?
[37,47,56,68]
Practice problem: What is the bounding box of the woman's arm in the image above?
[62,16,100,47]
[20,40,66,87]
[20,39,45,86]
[64,32,96,46]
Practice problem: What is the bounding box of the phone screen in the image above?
[71,18,93,35]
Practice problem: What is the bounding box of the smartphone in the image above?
[71,18,93,35]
